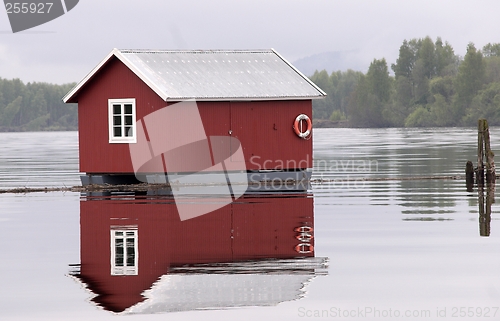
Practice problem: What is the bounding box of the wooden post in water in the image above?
[466,161,474,192]
[483,119,496,184]
[475,119,495,235]
[477,119,485,186]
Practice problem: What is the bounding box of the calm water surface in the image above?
[1,128,500,321]
[0,131,80,189]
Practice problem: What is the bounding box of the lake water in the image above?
[1,128,500,321]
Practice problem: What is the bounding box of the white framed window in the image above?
[108,98,136,143]
[110,228,138,275]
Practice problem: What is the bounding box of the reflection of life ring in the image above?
[295,243,314,254]
[294,226,313,233]
[296,233,313,242]
[293,114,312,139]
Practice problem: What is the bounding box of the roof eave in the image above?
[115,51,169,101]
[62,48,120,103]
[165,96,325,102]
[271,48,327,97]
[62,48,169,104]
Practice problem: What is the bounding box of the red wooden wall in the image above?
[75,58,313,174]
[78,195,314,312]
[77,57,166,173]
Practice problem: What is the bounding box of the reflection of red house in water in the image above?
[71,193,327,313]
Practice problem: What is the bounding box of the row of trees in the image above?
[0,78,77,131]
[2,37,499,131]
[310,37,500,127]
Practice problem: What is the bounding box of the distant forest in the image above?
[2,36,500,131]
[0,79,77,131]
[310,37,500,127]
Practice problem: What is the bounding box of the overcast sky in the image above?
[1,0,500,84]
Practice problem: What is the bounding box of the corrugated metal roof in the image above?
[63,49,326,102]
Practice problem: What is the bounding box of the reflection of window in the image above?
[110,228,138,275]
[108,98,136,143]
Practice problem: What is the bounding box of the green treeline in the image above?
[0,78,77,131]
[310,37,500,127]
[3,37,500,131]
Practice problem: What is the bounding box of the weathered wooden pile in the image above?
[466,119,496,237]
[466,119,496,190]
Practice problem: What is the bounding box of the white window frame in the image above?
[110,228,138,275]
[108,98,137,144]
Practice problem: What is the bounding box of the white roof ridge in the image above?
[118,49,274,54]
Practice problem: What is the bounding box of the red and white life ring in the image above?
[293,114,312,139]
[295,243,314,254]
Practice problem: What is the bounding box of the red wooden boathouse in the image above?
[63,49,326,185]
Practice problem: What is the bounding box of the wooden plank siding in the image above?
[77,57,166,173]
[76,57,313,174]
